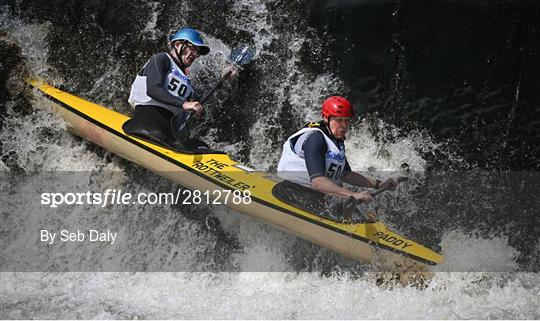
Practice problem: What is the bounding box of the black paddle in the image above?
[171,46,255,141]
[342,176,409,221]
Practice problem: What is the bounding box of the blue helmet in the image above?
[169,28,210,55]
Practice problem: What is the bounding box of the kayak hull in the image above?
[30,80,443,270]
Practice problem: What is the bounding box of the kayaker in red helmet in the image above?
[277,96,397,220]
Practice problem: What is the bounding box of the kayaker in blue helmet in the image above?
[124,27,237,151]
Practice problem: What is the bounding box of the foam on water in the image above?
[206,204,297,272]
[141,2,162,40]
[0,102,106,171]
[1,272,538,319]
[436,230,521,272]
[0,160,8,171]
[229,0,275,57]
[345,118,430,172]
[0,9,54,81]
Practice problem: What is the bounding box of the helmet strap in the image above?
[323,117,345,140]
[323,117,336,140]
[172,41,187,70]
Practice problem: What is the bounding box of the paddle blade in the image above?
[230,46,255,66]
[342,196,357,221]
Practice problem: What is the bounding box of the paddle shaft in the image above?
[369,176,408,197]
[182,70,232,122]
[200,70,232,104]
[172,46,254,140]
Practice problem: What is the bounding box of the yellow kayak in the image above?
[29,79,444,269]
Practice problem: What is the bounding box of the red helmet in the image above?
[321,96,353,119]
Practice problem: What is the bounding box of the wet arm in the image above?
[311,176,356,198]
[341,171,378,188]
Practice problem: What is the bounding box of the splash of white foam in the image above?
[1,272,538,319]
[229,0,275,56]
[0,10,59,83]
[0,159,8,171]
[209,205,293,271]
[141,2,162,39]
[345,117,430,172]
[0,10,102,171]
[436,230,520,272]
[0,100,107,171]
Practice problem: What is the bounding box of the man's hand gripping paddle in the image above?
[342,177,409,222]
[171,46,255,141]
